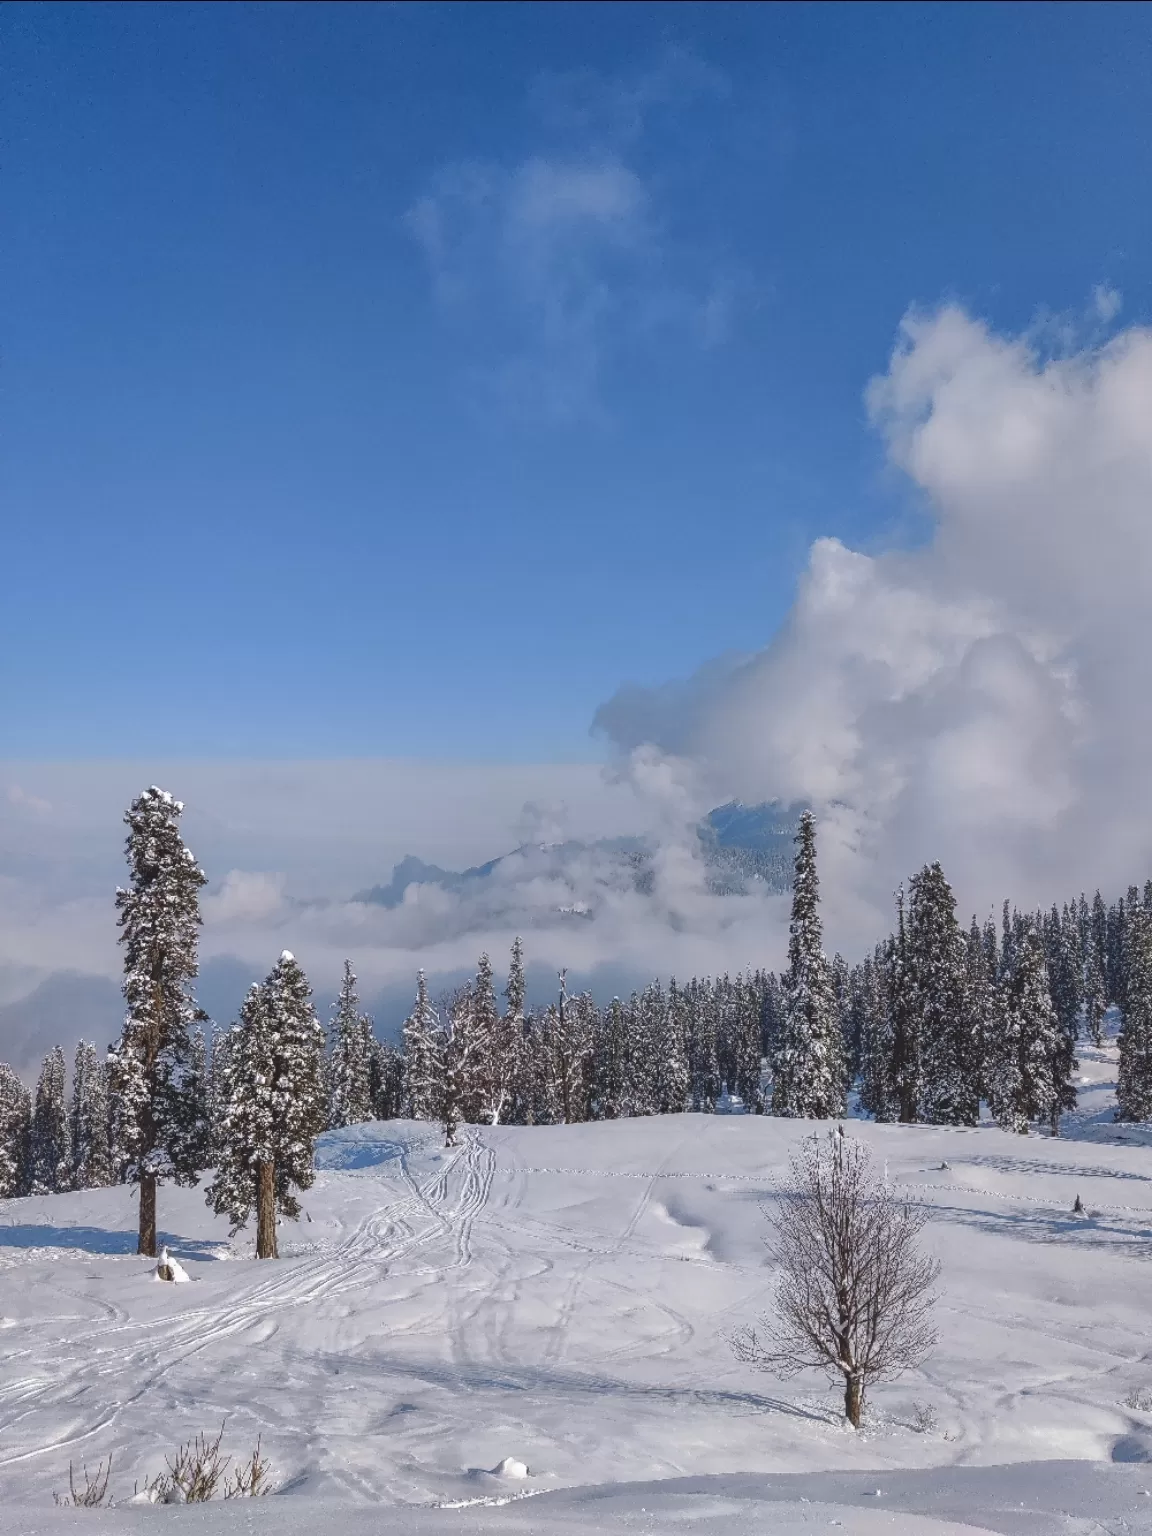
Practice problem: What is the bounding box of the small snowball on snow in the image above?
[491,1457,529,1479]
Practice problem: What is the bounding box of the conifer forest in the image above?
[4,787,1148,1259]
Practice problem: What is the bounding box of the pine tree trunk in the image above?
[256,1159,277,1259]
[844,1374,863,1428]
[138,1171,157,1257]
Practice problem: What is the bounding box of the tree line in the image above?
[2,789,1151,1260]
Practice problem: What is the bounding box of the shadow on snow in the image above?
[0,1224,224,1259]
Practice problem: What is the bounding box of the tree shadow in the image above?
[920,1198,1152,1258]
[0,1225,224,1260]
[958,1152,1152,1184]
[310,1347,837,1426]
[314,1136,409,1172]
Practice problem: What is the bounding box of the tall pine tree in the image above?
[71,1042,113,1190]
[30,1046,71,1194]
[109,787,207,1255]
[908,863,978,1125]
[859,942,898,1121]
[771,812,844,1119]
[1117,906,1152,1122]
[402,971,440,1120]
[989,925,1075,1134]
[328,960,375,1129]
[0,1064,31,1198]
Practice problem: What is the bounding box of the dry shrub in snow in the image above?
[910,1400,939,1433]
[732,1129,940,1427]
[137,1423,273,1503]
[55,1457,113,1507]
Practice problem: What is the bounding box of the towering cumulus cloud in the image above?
[596,304,1152,946]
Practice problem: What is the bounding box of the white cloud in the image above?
[596,303,1152,951]
[1093,284,1122,323]
[405,51,740,420]
[528,46,729,147]
[203,869,289,926]
[6,784,52,815]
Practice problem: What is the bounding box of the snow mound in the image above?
[491,1457,530,1478]
[155,1246,190,1283]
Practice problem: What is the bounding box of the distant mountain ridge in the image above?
[354,801,802,909]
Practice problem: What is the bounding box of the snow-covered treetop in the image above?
[281,950,295,962]
[145,785,183,810]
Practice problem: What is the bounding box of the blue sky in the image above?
[4,1,1150,760]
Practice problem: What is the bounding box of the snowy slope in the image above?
[2,1046,1152,1533]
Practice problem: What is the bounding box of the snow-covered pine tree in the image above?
[1000,899,1016,985]
[71,1042,113,1190]
[548,972,595,1124]
[368,1038,404,1120]
[593,997,628,1118]
[1107,894,1127,1014]
[655,979,691,1114]
[402,971,440,1121]
[963,917,996,1109]
[1018,924,1077,1135]
[1091,890,1109,1010]
[772,812,844,1119]
[1083,927,1107,1047]
[759,971,784,1064]
[484,936,527,1125]
[205,993,263,1237]
[830,952,852,1074]
[505,935,526,1023]
[687,978,721,1113]
[181,1022,211,1174]
[471,951,515,1125]
[207,952,327,1258]
[889,887,920,1123]
[1045,905,1082,1044]
[985,982,1026,1135]
[0,1064,31,1198]
[733,975,766,1113]
[908,862,978,1125]
[859,941,898,1121]
[840,962,869,1084]
[1117,905,1152,1122]
[29,1046,71,1194]
[108,787,208,1256]
[204,1023,233,1168]
[440,984,483,1146]
[982,912,999,983]
[623,984,661,1116]
[328,960,375,1129]
[989,925,1075,1134]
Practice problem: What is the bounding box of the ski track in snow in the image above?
[0,1138,477,1468]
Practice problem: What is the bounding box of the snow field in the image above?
[1,1046,1151,1532]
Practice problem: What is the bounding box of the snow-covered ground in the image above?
[3,1046,1152,1533]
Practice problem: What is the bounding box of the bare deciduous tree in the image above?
[732,1130,939,1427]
